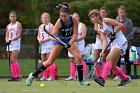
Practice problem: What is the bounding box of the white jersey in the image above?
[38,23,53,54]
[77,22,85,45]
[94,24,110,49]
[7,21,20,51]
[101,20,127,53]
[68,22,85,57]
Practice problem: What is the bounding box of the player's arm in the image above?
[98,31,108,53]
[49,19,61,41]
[94,23,102,40]
[76,23,87,41]
[51,19,61,36]
[69,17,78,45]
[104,18,123,32]
[44,23,54,42]
[5,26,9,42]
[11,22,22,41]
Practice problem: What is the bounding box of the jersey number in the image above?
[9,32,13,39]
[41,33,45,40]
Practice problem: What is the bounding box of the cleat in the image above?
[79,80,90,86]
[118,76,131,86]
[26,73,35,86]
[46,77,55,81]
[8,77,16,81]
[113,76,121,81]
[15,77,22,81]
[40,77,47,81]
[94,77,105,87]
[65,77,75,81]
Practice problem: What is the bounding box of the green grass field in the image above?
[0,79,140,93]
[0,59,70,76]
[0,59,140,77]
[0,59,140,93]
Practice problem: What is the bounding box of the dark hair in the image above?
[117,5,126,12]
[99,7,108,13]
[56,2,70,13]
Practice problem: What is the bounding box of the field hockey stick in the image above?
[7,43,12,76]
[43,25,67,47]
[38,44,42,64]
[85,39,112,80]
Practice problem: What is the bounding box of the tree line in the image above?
[0,0,140,28]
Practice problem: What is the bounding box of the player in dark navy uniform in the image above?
[26,2,90,86]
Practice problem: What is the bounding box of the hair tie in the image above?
[56,4,62,8]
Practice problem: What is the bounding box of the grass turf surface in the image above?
[0,79,140,93]
[0,59,140,77]
[0,59,70,76]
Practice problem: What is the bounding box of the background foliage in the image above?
[0,0,140,28]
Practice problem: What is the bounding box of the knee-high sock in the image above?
[32,64,46,77]
[102,61,106,73]
[10,63,17,78]
[13,61,21,78]
[49,64,55,78]
[101,62,112,81]
[77,64,83,82]
[94,61,100,77]
[82,61,87,78]
[42,68,49,78]
[70,62,76,78]
[113,66,127,80]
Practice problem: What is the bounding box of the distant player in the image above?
[88,9,131,86]
[65,12,87,81]
[5,11,22,81]
[37,13,57,81]
[26,2,90,86]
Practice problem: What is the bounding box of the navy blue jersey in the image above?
[57,16,73,37]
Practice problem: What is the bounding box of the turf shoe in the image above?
[26,73,35,86]
[65,76,75,81]
[79,80,90,86]
[46,77,55,81]
[94,77,105,87]
[8,77,16,81]
[118,76,131,86]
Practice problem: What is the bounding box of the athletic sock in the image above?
[102,61,106,72]
[32,64,46,77]
[70,62,76,78]
[77,64,83,82]
[94,61,100,77]
[10,63,17,78]
[101,62,112,81]
[50,64,55,78]
[14,61,21,78]
[113,66,127,80]
[42,68,48,79]
[82,61,87,78]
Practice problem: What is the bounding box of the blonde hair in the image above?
[41,13,50,18]
[9,11,17,16]
[88,9,100,18]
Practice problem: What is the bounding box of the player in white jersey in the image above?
[94,7,110,78]
[37,13,57,81]
[88,9,131,86]
[5,11,22,81]
[65,13,87,81]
